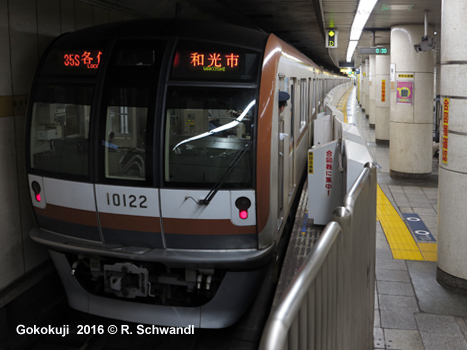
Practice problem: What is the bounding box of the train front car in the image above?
[26,20,274,328]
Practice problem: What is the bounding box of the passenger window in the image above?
[300,79,307,129]
[30,84,93,176]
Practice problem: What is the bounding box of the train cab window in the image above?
[30,84,94,176]
[164,87,256,188]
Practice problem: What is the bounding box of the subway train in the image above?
[26,19,347,328]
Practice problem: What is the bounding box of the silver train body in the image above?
[26,19,348,328]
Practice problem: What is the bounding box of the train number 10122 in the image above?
[106,193,148,208]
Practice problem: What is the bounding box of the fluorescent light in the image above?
[346,40,359,62]
[346,0,378,62]
[350,12,372,40]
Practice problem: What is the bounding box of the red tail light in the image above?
[235,197,251,220]
[32,181,42,202]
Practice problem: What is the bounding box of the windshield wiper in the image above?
[172,100,256,151]
[198,143,250,205]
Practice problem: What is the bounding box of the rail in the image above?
[259,162,376,350]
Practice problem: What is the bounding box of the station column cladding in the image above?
[389,25,434,180]
[375,54,390,144]
[363,58,369,116]
[369,55,376,128]
[437,0,467,292]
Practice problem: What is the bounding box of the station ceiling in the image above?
[83,0,442,73]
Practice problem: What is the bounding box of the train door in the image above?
[277,76,286,228]
[94,40,166,249]
[308,78,314,147]
[289,79,296,200]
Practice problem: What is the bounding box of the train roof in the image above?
[54,18,270,51]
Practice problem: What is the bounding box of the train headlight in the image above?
[235,197,251,220]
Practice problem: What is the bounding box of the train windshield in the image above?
[29,84,94,176]
[164,87,256,188]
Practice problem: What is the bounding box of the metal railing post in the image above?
[259,163,376,350]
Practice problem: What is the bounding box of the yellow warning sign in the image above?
[308,152,314,174]
[442,98,449,164]
[398,74,414,78]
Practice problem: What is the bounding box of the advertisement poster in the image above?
[396,81,414,104]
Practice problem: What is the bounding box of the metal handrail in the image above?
[260,221,342,350]
[259,162,376,350]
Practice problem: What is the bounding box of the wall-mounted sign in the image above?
[381,79,386,102]
[390,64,396,90]
[396,81,414,104]
[326,30,338,48]
[442,98,450,164]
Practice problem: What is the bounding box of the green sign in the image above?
[359,47,389,55]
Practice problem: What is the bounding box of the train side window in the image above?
[300,79,307,129]
[30,84,94,176]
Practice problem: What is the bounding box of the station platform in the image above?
[274,87,467,350]
[346,88,467,350]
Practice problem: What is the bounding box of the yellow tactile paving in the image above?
[338,87,437,262]
[336,88,353,124]
[377,185,424,261]
[418,243,437,262]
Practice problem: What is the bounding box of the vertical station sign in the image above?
[326,30,338,48]
[381,79,386,102]
[390,64,396,91]
[442,98,450,164]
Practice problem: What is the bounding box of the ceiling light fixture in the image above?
[346,0,379,62]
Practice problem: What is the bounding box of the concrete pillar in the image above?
[389,25,434,180]
[360,63,367,110]
[363,59,369,116]
[437,0,467,292]
[375,54,390,144]
[369,55,376,127]
[357,65,362,105]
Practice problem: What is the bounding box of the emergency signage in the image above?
[442,98,449,164]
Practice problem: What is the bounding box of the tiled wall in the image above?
[0,0,135,291]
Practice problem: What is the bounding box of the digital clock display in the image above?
[359,47,389,55]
